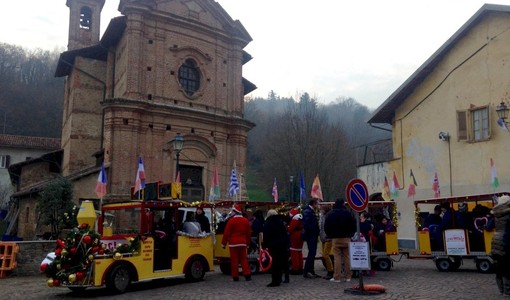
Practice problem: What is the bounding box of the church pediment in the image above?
[119,0,251,45]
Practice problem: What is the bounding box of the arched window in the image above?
[178,59,201,97]
[80,6,92,30]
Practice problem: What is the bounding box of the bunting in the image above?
[95,163,107,198]
[491,158,499,190]
[382,176,391,201]
[310,174,323,201]
[133,157,146,195]
[299,172,306,202]
[208,166,220,201]
[228,167,239,197]
[272,178,278,203]
[407,169,417,198]
[390,171,400,198]
[497,118,508,131]
[432,172,440,198]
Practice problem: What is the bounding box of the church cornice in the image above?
[102,97,255,130]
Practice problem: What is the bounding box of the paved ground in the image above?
[1,256,505,299]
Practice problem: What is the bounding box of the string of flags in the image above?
[92,158,501,202]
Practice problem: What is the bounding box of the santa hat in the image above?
[497,195,510,205]
[232,204,242,214]
[292,214,303,220]
[289,208,299,217]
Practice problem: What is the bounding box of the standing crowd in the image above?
[218,193,509,295]
[220,197,398,287]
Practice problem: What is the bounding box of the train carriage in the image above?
[408,192,502,273]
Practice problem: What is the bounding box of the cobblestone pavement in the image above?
[1,256,506,300]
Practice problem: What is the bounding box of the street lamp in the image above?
[173,133,184,180]
[496,101,510,129]
[289,175,294,203]
[0,109,6,134]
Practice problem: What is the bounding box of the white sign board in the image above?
[444,229,468,255]
[349,241,371,270]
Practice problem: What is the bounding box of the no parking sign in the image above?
[345,179,369,212]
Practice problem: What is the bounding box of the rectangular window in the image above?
[0,155,10,168]
[457,106,491,142]
[471,106,489,141]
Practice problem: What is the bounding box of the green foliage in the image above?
[37,177,77,239]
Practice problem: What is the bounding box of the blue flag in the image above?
[299,172,306,201]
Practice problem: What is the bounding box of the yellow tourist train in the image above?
[406,192,500,273]
[42,181,216,293]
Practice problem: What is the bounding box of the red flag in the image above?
[133,157,146,195]
[432,172,440,198]
[209,166,220,201]
[382,176,391,201]
[310,174,323,201]
[407,169,417,198]
[392,172,400,189]
[175,171,181,183]
[272,178,278,203]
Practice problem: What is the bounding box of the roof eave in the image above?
[368,4,510,125]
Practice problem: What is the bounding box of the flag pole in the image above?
[239,172,242,202]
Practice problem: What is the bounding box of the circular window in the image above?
[178,59,201,97]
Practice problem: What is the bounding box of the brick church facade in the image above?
[12,0,255,239]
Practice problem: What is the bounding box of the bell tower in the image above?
[66,0,105,50]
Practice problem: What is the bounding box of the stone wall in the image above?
[6,241,54,277]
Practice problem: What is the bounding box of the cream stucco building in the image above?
[359,4,510,248]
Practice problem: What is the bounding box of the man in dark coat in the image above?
[491,195,510,295]
[302,199,320,278]
[324,198,356,282]
[262,209,290,287]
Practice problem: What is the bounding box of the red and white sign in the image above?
[345,179,369,212]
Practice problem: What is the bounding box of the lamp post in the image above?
[173,133,184,180]
[496,101,510,130]
[0,109,6,134]
[289,175,294,203]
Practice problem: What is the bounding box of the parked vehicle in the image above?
[43,194,215,294]
[406,192,501,273]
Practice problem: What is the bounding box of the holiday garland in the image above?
[41,223,140,287]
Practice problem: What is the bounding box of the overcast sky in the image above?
[1,1,508,109]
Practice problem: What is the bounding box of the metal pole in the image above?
[175,151,180,181]
[290,176,294,203]
[1,110,6,134]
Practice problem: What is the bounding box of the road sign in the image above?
[345,179,369,212]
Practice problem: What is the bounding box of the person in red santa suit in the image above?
[287,207,304,275]
[221,204,252,281]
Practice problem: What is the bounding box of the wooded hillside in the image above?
[0,42,391,201]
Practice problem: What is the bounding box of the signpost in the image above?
[346,178,369,213]
[344,179,383,295]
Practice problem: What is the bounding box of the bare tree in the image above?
[254,93,355,201]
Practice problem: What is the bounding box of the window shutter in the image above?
[457,111,467,140]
